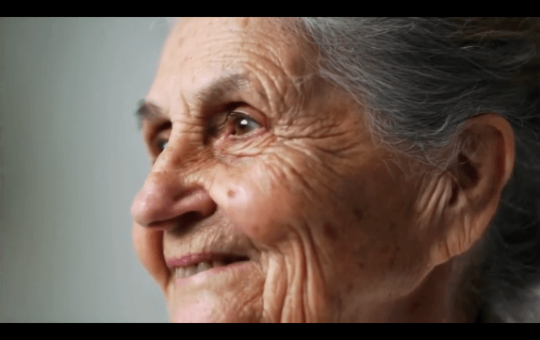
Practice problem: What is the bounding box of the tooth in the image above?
[185,265,197,277]
[176,267,186,278]
[213,260,226,268]
[197,261,212,274]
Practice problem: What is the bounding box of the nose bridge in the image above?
[157,124,201,173]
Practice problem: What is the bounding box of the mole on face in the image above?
[227,190,235,198]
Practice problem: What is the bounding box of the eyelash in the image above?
[154,111,262,152]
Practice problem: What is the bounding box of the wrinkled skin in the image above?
[131,18,515,322]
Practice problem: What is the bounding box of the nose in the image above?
[130,154,216,231]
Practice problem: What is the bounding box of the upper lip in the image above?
[166,253,249,269]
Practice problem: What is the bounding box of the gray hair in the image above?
[290,17,540,322]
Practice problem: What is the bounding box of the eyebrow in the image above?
[135,73,258,129]
[135,100,167,129]
[195,73,252,104]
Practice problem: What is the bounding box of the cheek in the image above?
[313,166,429,288]
[210,163,295,245]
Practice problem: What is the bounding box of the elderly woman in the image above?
[130,18,540,322]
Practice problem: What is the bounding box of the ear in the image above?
[429,113,515,266]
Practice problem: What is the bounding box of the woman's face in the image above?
[131,17,440,322]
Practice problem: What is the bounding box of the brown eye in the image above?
[228,112,261,136]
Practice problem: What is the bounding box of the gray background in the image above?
[0,17,170,322]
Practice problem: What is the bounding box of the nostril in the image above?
[166,211,207,235]
[144,211,202,232]
[182,211,203,227]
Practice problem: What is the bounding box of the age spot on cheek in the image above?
[227,190,236,198]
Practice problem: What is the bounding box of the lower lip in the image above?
[174,261,250,288]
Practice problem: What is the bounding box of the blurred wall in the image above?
[0,17,170,322]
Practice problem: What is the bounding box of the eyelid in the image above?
[227,110,253,121]
[143,120,171,143]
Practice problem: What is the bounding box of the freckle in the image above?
[227,190,235,198]
[353,207,363,221]
[324,223,338,241]
[357,261,364,269]
[390,222,396,230]
[347,282,354,292]
[381,246,389,254]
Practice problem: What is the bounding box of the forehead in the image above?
[146,18,313,109]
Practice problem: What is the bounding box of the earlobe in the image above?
[430,113,515,266]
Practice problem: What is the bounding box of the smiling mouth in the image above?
[169,254,250,279]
